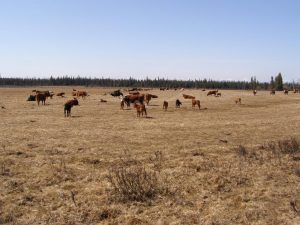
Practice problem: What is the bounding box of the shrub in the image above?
[107,160,161,202]
[278,137,299,154]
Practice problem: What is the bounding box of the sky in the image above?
[0,0,299,82]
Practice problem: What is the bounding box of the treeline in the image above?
[0,74,297,90]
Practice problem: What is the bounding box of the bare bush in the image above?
[107,160,161,202]
[278,137,299,154]
[237,145,247,157]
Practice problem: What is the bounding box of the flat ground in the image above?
[0,87,300,225]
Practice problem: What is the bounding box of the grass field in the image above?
[0,87,300,225]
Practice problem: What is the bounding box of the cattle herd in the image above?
[26,88,300,118]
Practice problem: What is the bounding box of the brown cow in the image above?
[163,101,168,111]
[124,94,145,106]
[134,102,147,117]
[64,99,79,117]
[253,90,257,96]
[56,92,65,97]
[36,93,47,106]
[235,97,241,104]
[270,90,275,95]
[284,89,288,95]
[192,99,200,109]
[207,90,218,96]
[144,94,158,105]
[183,94,195,99]
[72,91,88,99]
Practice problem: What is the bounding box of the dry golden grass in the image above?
[0,87,300,225]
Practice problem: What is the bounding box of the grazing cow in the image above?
[56,92,65,97]
[123,94,145,106]
[270,90,275,95]
[163,101,168,111]
[216,93,221,97]
[133,102,147,117]
[207,90,218,96]
[175,99,182,108]
[64,99,79,117]
[36,93,47,105]
[202,89,206,91]
[284,89,289,95]
[253,90,257,96]
[235,98,242,104]
[183,94,195,99]
[144,94,158,105]
[76,91,88,99]
[111,90,123,97]
[192,99,201,109]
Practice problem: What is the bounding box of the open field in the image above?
[0,87,300,225]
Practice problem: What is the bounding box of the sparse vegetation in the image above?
[107,159,162,202]
[1,87,300,224]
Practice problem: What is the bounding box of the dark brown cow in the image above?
[36,93,47,106]
[284,90,289,95]
[163,101,168,111]
[183,94,195,99]
[207,90,218,96]
[134,102,147,117]
[192,99,200,109]
[144,94,158,105]
[253,90,257,96]
[270,90,275,95]
[176,99,182,108]
[64,99,79,117]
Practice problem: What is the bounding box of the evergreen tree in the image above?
[270,76,275,89]
[275,73,283,91]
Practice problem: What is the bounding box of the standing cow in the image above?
[64,99,79,117]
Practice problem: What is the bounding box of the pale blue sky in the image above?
[0,0,299,82]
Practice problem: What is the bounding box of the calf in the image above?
[270,90,275,95]
[163,101,168,111]
[253,90,257,96]
[175,99,182,108]
[64,99,79,117]
[133,102,147,117]
[192,99,200,109]
[284,90,289,95]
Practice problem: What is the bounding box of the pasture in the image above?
[0,87,300,225]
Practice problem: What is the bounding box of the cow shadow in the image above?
[145,116,154,119]
[149,104,160,107]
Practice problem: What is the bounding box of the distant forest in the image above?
[0,73,298,90]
